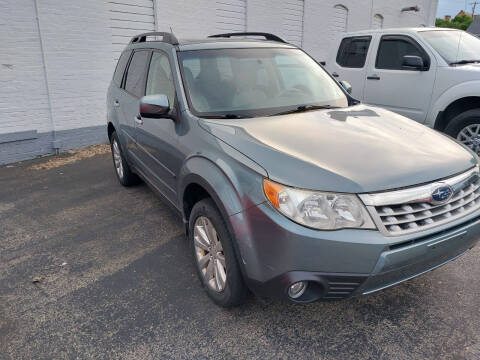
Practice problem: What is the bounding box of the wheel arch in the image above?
[179,156,263,285]
[427,81,480,129]
[107,122,116,141]
[434,97,480,132]
[179,157,243,229]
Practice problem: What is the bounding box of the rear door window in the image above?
[336,36,372,68]
[124,50,151,97]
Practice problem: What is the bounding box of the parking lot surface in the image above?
[1,149,479,360]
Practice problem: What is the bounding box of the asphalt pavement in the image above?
[1,150,479,359]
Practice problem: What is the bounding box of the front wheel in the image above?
[189,199,248,307]
[444,109,480,153]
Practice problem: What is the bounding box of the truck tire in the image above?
[444,109,480,153]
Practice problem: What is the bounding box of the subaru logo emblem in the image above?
[431,185,454,204]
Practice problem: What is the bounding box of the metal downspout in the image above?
[33,0,58,154]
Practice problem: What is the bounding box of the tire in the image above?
[444,109,480,153]
[189,198,248,307]
[110,131,140,186]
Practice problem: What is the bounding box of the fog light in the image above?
[288,281,307,299]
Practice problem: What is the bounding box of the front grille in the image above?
[360,167,480,236]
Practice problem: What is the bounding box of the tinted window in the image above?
[336,37,371,68]
[146,52,176,106]
[124,50,150,97]
[113,50,131,86]
[376,37,425,70]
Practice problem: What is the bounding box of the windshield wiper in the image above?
[204,114,249,119]
[450,59,480,65]
[269,104,339,117]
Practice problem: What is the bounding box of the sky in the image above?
[437,0,470,18]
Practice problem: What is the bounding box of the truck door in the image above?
[327,35,372,100]
[363,34,436,123]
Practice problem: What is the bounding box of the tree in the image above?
[436,14,473,30]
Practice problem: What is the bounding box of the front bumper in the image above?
[229,202,480,302]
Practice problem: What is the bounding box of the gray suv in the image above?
[107,32,480,307]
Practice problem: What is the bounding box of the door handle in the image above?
[367,75,381,80]
[134,116,143,126]
[332,72,339,78]
[114,100,120,107]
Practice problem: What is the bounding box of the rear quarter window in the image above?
[113,50,131,86]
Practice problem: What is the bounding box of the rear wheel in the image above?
[110,131,139,186]
[444,109,480,153]
[189,198,247,307]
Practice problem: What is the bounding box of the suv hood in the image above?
[199,104,477,193]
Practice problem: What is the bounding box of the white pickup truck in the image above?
[325,27,480,153]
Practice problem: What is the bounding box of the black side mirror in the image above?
[402,55,426,71]
[339,80,352,94]
[319,61,326,66]
[140,94,170,118]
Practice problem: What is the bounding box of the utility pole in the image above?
[471,1,480,17]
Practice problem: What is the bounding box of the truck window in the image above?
[376,36,428,70]
[336,36,372,68]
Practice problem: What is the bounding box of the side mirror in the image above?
[140,94,170,118]
[319,61,326,66]
[340,80,352,94]
[402,55,426,71]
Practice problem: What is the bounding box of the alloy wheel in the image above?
[457,124,480,153]
[193,216,227,292]
[112,140,124,179]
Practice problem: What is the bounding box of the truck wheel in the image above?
[445,109,480,153]
[110,131,140,186]
[189,198,248,307]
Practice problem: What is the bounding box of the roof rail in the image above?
[208,32,286,43]
[130,32,179,45]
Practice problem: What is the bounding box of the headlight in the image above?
[263,179,375,230]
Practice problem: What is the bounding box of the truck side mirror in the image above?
[402,55,426,71]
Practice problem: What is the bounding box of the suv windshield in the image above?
[178,48,349,118]
[419,30,480,64]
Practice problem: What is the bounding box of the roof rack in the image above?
[208,32,286,43]
[130,32,179,45]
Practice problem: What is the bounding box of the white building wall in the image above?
[302,0,438,61]
[109,0,156,61]
[0,0,438,164]
[0,0,51,135]
[154,0,217,37]
[36,0,113,133]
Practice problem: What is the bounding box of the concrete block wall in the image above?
[0,0,112,164]
[36,0,114,133]
[0,0,52,139]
